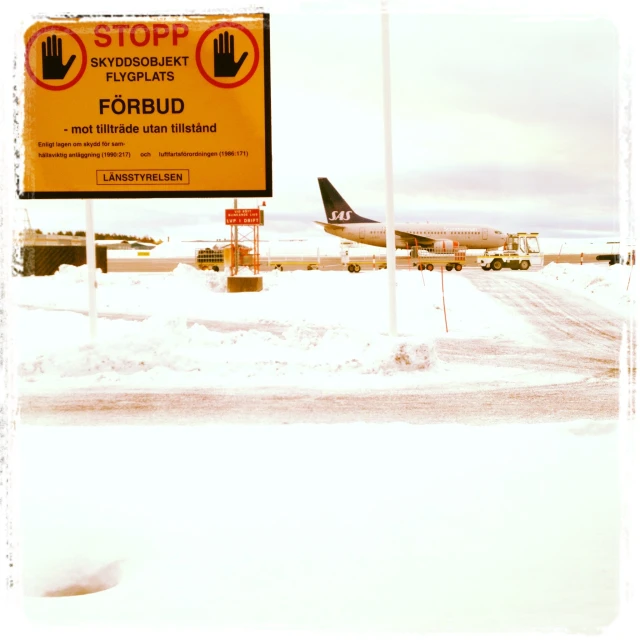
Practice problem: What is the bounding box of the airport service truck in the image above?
[341,241,467,272]
[196,245,256,271]
[411,243,467,272]
[195,247,224,271]
[477,233,544,271]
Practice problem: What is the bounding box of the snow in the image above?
[14,262,633,393]
[541,236,631,255]
[11,261,631,636]
[16,419,620,635]
[530,261,635,311]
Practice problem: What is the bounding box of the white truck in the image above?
[477,232,544,271]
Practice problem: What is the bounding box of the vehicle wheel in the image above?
[213,266,219,272]
[445,265,453,271]
[348,264,355,273]
[454,263,462,271]
[380,264,387,269]
[354,264,361,273]
[426,264,434,271]
[307,265,313,270]
[417,264,424,271]
[481,265,491,271]
[519,260,530,270]
[491,259,503,271]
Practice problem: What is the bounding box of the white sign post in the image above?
[381,0,397,337]
[85,201,97,340]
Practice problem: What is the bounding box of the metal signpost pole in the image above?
[255,224,260,274]
[85,200,97,340]
[381,0,397,336]
[233,198,239,276]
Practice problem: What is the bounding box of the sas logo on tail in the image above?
[329,210,352,221]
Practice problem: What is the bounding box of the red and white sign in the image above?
[225,208,262,225]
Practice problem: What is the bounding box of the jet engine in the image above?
[432,240,459,252]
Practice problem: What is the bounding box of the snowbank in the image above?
[14,264,549,392]
[15,262,629,392]
[17,263,539,336]
[532,262,634,313]
[17,308,440,392]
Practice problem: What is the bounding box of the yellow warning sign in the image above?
[20,15,271,199]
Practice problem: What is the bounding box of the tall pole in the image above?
[381,0,397,336]
[233,198,239,275]
[85,200,97,340]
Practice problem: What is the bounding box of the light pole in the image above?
[381,0,397,337]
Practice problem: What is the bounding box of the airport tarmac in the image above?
[108,253,605,273]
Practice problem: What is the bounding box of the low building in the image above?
[17,233,107,276]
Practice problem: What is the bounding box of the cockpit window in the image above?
[494,230,503,234]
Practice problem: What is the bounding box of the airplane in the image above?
[315,177,508,251]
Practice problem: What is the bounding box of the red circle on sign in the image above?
[196,21,260,89]
[25,25,87,91]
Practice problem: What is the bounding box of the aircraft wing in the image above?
[394,229,435,247]
[314,221,346,231]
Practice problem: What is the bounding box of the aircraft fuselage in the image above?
[320,222,507,250]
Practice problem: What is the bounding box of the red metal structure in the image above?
[225,208,262,276]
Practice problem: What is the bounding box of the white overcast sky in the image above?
[2,0,636,243]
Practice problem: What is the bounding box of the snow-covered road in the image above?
[467,269,623,372]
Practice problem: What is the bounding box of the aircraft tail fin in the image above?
[318,178,378,224]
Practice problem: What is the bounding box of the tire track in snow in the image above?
[463,271,624,375]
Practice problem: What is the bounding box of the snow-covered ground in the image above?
[11,262,632,636]
[16,419,620,635]
[14,261,633,393]
[530,261,635,310]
